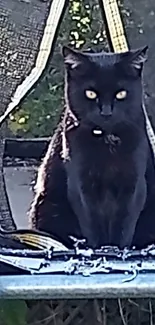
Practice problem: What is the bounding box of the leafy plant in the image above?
[8,0,108,138]
[0,300,27,325]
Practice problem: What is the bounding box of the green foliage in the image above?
[0,300,27,325]
[8,0,109,138]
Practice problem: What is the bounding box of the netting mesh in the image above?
[122,0,155,123]
[0,0,52,115]
[0,0,53,230]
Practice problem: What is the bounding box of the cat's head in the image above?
[62,45,148,132]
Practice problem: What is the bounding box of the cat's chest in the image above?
[66,130,135,184]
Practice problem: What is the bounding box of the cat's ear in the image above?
[62,46,83,69]
[130,46,148,70]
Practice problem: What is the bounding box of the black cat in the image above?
[29,45,155,249]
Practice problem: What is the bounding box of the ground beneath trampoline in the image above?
[3,159,38,228]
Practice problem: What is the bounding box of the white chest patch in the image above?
[93,129,103,135]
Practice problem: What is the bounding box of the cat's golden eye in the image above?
[85,90,97,99]
[116,90,127,100]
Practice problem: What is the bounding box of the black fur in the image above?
[29,46,155,249]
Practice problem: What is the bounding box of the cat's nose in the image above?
[100,105,112,117]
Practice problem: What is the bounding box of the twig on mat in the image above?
[149,299,153,325]
[128,299,150,313]
[118,299,127,325]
